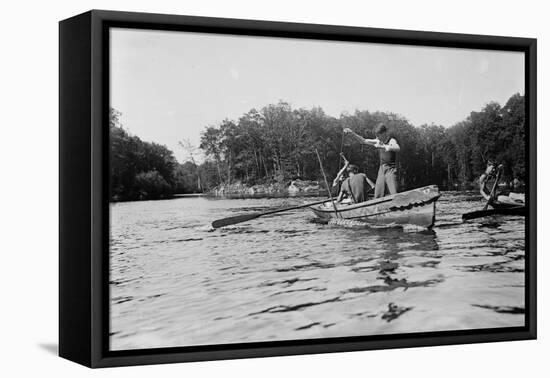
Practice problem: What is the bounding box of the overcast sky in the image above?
[110,28,524,163]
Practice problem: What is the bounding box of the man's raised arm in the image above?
[343,128,379,146]
[333,159,350,187]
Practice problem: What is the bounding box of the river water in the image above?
[109,192,525,351]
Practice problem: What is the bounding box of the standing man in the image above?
[343,123,400,198]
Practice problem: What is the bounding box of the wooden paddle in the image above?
[211,198,331,228]
[462,206,525,221]
[315,149,340,218]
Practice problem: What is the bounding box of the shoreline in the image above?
[173,193,206,198]
[110,183,524,203]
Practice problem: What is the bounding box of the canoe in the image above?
[486,197,526,216]
[461,195,526,221]
[310,185,440,228]
[490,199,525,211]
[462,206,526,221]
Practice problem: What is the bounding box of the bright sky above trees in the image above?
[110,28,524,163]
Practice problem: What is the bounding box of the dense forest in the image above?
[110,93,525,201]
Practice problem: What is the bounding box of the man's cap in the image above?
[374,122,387,135]
[346,164,359,173]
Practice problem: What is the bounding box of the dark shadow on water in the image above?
[472,304,525,314]
[248,296,343,315]
[381,303,414,322]
[479,221,502,229]
[458,261,523,273]
[276,261,336,272]
[342,275,445,295]
[38,343,58,355]
[434,221,463,228]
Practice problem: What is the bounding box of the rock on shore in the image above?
[209,179,325,196]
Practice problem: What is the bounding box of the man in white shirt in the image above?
[343,123,400,198]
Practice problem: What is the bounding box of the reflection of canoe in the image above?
[310,185,440,228]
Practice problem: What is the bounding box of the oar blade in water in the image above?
[211,213,260,229]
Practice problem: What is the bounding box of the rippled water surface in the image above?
[110,192,525,350]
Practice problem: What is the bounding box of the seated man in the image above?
[479,162,524,206]
[336,164,375,204]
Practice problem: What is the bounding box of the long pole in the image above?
[211,198,331,228]
[337,129,346,195]
[483,168,502,211]
[315,149,340,218]
[338,128,345,168]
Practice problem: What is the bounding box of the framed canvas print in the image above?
[59,10,536,368]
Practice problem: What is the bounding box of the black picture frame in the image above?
[59,9,537,368]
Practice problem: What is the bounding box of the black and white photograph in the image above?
[108,27,528,351]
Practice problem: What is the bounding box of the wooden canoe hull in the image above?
[490,200,525,211]
[462,206,526,221]
[310,185,440,228]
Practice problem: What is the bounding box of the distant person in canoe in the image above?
[479,162,525,207]
[343,123,400,198]
[336,164,375,204]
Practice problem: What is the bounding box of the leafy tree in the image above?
[178,139,202,192]
[197,94,526,191]
[199,126,224,183]
[134,170,172,199]
[110,92,526,200]
[110,108,179,201]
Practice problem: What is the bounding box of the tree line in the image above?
[110,108,198,201]
[109,93,525,201]
[198,93,525,190]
